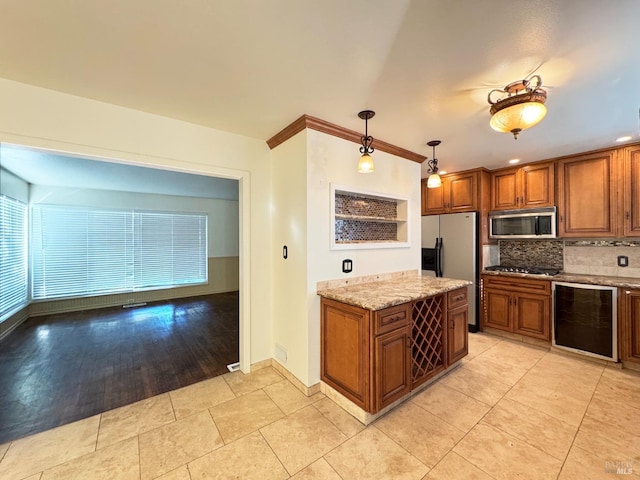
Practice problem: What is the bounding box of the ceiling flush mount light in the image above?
[357,110,375,173]
[488,74,547,139]
[426,140,442,188]
[616,136,633,142]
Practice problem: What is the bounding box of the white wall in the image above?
[29,185,239,257]
[270,128,422,387]
[0,78,272,369]
[271,131,309,383]
[0,167,29,202]
[305,129,421,385]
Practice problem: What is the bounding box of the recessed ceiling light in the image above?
[508,158,520,164]
[616,135,633,142]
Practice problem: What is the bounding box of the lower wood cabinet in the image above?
[320,287,468,414]
[620,288,640,364]
[374,327,411,410]
[320,298,371,410]
[481,275,551,341]
[448,305,469,364]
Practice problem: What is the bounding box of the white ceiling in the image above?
[0,0,639,178]
[0,144,238,200]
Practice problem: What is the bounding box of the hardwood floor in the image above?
[0,292,239,444]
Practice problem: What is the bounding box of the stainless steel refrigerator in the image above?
[421,212,478,330]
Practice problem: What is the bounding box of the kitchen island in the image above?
[317,274,471,424]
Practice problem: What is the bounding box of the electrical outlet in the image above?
[342,259,353,273]
[618,255,629,267]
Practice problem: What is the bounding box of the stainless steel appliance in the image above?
[421,212,477,330]
[489,206,557,239]
[552,282,617,361]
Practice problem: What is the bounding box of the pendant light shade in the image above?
[426,140,442,188]
[357,153,375,173]
[427,172,442,188]
[488,75,547,139]
[357,110,375,173]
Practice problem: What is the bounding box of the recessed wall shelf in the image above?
[331,185,409,250]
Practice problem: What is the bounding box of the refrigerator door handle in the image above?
[435,237,443,277]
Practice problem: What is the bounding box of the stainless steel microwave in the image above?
[489,207,557,239]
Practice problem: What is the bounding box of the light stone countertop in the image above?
[317,275,471,311]
[481,270,640,289]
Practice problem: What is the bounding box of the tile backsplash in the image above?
[497,239,640,278]
[564,240,640,278]
[499,240,564,269]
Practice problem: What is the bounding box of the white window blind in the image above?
[31,205,207,300]
[0,194,28,320]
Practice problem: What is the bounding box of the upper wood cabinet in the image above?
[422,170,478,215]
[623,145,640,237]
[490,161,554,211]
[556,149,618,237]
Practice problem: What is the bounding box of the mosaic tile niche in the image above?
[333,188,408,248]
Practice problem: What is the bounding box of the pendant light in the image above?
[426,140,442,188]
[357,110,375,173]
[488,75,547,139]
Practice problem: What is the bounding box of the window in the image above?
[31,205,207,300]
[0,194,28,320]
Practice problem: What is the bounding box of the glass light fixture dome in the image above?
[357,153,375,173]
[488,75,547,139]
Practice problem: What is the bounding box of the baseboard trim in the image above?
[268,359,321,397]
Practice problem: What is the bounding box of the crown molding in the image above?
[266,114,426,164]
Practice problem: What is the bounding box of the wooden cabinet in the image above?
[374,327,411,410]
[447,288,469,364]
[320,298,371,410]
[622,145,640,237]
[620,288,640,364]
[320,289,468,414]
[482,275,551,341]
[557,150,618,237]
[372,303,411,410]
[422,170,478,215]
[490,161,554,211]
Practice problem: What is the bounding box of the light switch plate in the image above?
[618,255,629,267]
[342,259,353,273]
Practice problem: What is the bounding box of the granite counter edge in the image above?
[317,281,471,311]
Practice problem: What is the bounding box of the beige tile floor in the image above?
[1,333,639,480]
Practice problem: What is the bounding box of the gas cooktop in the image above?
[484,265,561,276]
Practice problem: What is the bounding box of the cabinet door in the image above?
[447,172,478,212]
[447,305,468,364]
[320,299,371,411]
[513,293,550,340]
[422,180,447,215]
[483,289,512,331]
[521,161,554,208]
[557,151,617,237]
[620,289,640,363]
[490,168,519,210]
[623,146,640,237]
[374,328,411,411]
